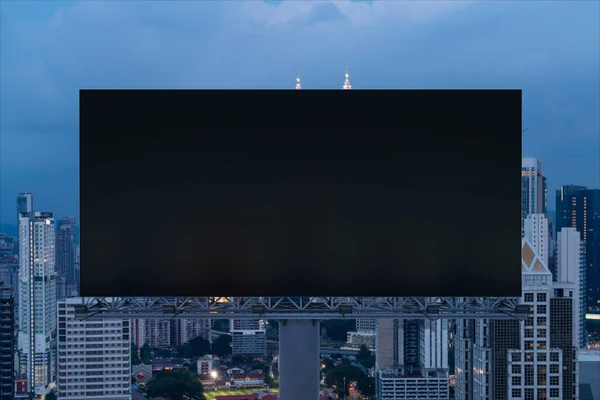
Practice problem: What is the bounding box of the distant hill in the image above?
[0,224,17,236]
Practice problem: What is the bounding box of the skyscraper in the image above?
[16,193,34,255]
[456,239,580,400]
[16,194,34,222]
[0,284,15,400]
[17,211,57,396]
[375,318,450,400]
[57,298,131,400]
[556,186,600,312]
[523,214,550,267]
[557,228,586,348]
[521,158,548,229]
[55,217,77,289]
[131,319,171,349]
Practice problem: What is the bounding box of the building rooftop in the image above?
[578,349,600,362]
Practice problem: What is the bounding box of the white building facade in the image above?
[57,298,131,400]
[17,211,57,395]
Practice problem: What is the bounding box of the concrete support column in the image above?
[278,319,321,400]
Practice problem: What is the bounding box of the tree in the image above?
[356,344,375,369]
[211,334,232,357]
[178,336,211,359]
[321,320,355,342]
[231,354,247,364]
[140,343,152,365]
[264,375,275,387]
[147,370,206,400]
[357,375,375,397]
[131,343,142,365]
[322,357,335,371]
[46,391,57,400]
[324,364,365,398]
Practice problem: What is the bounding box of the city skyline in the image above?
[1,0,599,225]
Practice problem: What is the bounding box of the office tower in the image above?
[230,319,267,356]
[17,211,57,396]
[457,239,581,400]
[550,288,579,400]
[557,228,586,348]
[507,245,563,400]
[454,318,475,400]
[55,217,77,292]
[57,298,131,400]
[16,194,34,222]
[556,186,600,311]
[375,319,398,372]
[420,319,449,372]
[521,158,548,228]
[524,214,550,267]
[0,284,15,400]
[375,318,450,400]
[131,319,171,349]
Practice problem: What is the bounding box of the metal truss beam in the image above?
[74,296,528,320]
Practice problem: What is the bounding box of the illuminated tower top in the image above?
[295,69,302,90]
[343,54,352,90]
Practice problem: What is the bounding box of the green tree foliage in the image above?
[177,336,211,359]
[211,334,232,357]
[356,375,376,396]
[356,344,375,369]
[131,343,142,365]
[231,354,247,364]
[321,320,356,342]
[45,391,57,400]
[264,375,275,387]
[140,343,152,365]
[146,370,206,400]
[322,357,335,370]
[324,364,365,398]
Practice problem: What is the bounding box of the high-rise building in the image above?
[557,228,586,348]
[131,319,171,349]
[17,211,57,396]
[16,194,34,256]
[521,158,547,229]
[550,288,579,400]
[524,214,550,267]
[177,319,211,345]
[230,319,266,356]
[375,318,450,400]
[16,194,34,222]
[0,284,15,400]
[356,318,377,334]
[556,186,600,311]
[456,239,580,400]
[55,217,77,293]
[57,298,131,400]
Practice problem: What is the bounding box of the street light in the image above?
[211,371,218,391]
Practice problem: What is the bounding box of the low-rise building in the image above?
[232,372,265,388]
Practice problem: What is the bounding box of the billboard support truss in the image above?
[74,296,527,320]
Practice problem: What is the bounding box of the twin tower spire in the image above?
[295,56,352,90]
